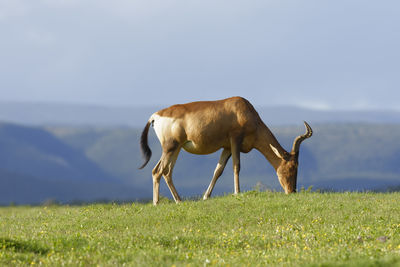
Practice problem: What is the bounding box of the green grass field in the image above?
[1,192,399,266]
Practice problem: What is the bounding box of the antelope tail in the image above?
[139,120,152,169]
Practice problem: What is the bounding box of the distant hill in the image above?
[0,123,149,205]
[48,123,400,195]
[0,123,113,182]
[0,102,156,127]
[0,121,399,205]
[1,101,400,127]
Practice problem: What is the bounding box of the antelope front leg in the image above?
[203,148,231,200]
[232,158,240,195]
[164,176,181,203]
[230,138,241,195]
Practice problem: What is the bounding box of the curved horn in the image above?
[291,121,313,153]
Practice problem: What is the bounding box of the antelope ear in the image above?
[270,144,283,159]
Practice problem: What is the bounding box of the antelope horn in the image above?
[291,121,313,153]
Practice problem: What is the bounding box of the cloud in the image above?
[297,101,333,111]
[26,30,55,46]
[39,0,81,8]
[0,0,29,20]
[0,1,399,109]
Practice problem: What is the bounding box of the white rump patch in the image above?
[151,114,175,144]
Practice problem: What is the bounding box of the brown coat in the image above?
[140,97,312,205]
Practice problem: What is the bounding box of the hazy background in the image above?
[1,0,399,109]
[0,1,399,204]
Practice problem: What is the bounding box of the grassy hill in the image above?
[0,192,399,266]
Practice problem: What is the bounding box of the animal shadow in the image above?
[0,238,49,254]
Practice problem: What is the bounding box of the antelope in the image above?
[139,96,312,205]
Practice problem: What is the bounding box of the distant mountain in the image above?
[1,101,399,127]
[48,123,400,196]
[0,123,112,182]
[0,123,149,205]
[1,121,399,205]
[257,107,400,125]
[0,102,156,127]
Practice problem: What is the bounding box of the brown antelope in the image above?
[139,96,312,205]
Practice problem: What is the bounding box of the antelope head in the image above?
[270,121,313,194]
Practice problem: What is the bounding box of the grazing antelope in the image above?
[139,96,312,205]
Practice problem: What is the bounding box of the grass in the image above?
[0,191,399,266]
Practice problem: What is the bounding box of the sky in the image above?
[0,0,399,110]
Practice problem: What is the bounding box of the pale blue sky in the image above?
[0,0,399,110]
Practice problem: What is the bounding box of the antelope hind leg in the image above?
[162,148,182,203]
[152,160,163,205]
